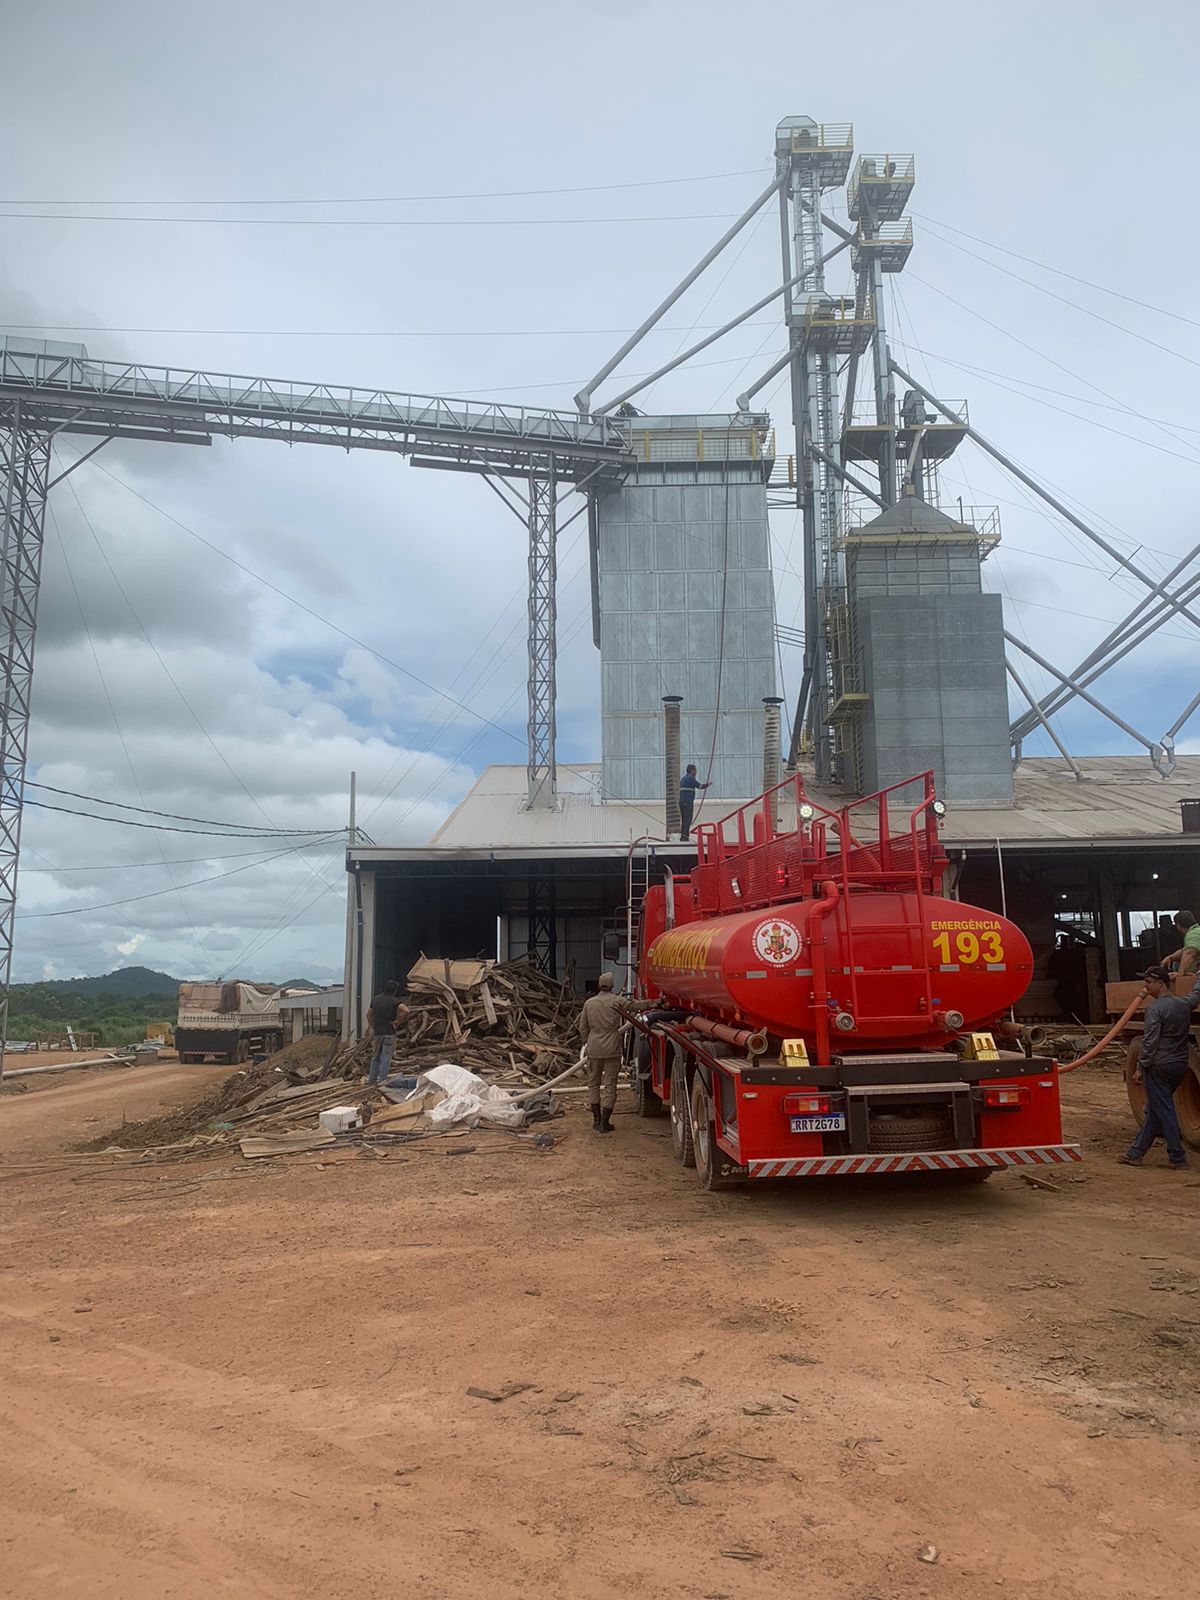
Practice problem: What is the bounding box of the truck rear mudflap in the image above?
[744,1144,1082,1179]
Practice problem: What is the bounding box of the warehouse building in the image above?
[345,753,1200,1032]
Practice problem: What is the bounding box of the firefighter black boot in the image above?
[590,1103,603,1132]
[599,1107,614,1134]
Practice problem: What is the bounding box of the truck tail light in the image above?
[782,1093,832,1116]
[981,1085,1028,1110]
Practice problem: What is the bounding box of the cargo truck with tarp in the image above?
[175,981,284,1064]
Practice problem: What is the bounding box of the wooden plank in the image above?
[255,1077,356,1107]
[480,983,498,1028]
[239,1130,337,1159]
[407,957,494,992]
[369,1098,427,1129]
[1105,975,1194,1014]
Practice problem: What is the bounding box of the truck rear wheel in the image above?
[631,1038,663,1118]
[1124,1039,1200,1152]
[669,1052,695,1167]
[691,1077,737,1191]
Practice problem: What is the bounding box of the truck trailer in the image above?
[175,981,284,1065]
[620,772,1081,1189]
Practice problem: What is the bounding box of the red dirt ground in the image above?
[1,1057,1197,1598]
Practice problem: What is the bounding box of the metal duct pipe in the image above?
[663,695,683,839]
[994,1019,1049,1056]
[762,696,784,824]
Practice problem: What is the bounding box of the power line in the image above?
[359,515,595,829]
[0,168,765,207]
[213,836,350,977]
[16,842,337,919]
[74,452,527,750]
[0,318,780,340]
[229,606,673,978]
[215,864,345,978]
[423,349,784,399]
[915,212,1200,332]
[21,841,347,872]
[641,207,771,411]
[916,220,1200,377]
[26,799,347,839]
[999,591,1199,635]
[902,310,1200,467]
[898,326,1193,594]
[26,781,337,833]
[69,444,670,852]
[904,275,1200,468]
[0,208,746,228]
[44,503,212,960]
[889,340,1200,436]
[60,467,346,912]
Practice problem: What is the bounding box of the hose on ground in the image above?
[505,1048,587,1105]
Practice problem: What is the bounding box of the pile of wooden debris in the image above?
[85,960,583,1164]
[321,957,582,1083]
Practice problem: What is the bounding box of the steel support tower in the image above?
[0,401,50,1067]
[525,460,558,809]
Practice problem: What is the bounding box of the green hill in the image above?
[8,968,180,1048]
[5,968,337,1048]
[29,965,181,999]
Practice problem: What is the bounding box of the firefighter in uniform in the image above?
[580,972,624,1134]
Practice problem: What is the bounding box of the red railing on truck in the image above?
[690,769,946,914]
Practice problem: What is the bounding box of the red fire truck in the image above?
[621,772,1081,1189]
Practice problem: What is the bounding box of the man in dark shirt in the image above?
[678,764,711,842]
[1120,964,1200,1169]
[366,978,410,1087]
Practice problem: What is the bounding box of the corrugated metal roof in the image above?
[428,765,709,849]
[954,756,1200,844]
[415,756,1200,854]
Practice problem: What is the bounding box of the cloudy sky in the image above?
[2,0,1197,983]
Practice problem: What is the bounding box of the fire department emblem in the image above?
[753,918,802,966]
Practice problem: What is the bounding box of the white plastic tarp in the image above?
[419,1063,526,1129]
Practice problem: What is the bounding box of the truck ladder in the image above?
[625,838,655,993]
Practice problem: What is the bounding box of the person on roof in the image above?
[1119,963,1200,1171]
[678,764,711,842]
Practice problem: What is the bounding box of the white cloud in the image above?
[116,933,146,957]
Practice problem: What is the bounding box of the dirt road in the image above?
[0,1056,231,1159]
[1,1060,1197,1599]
